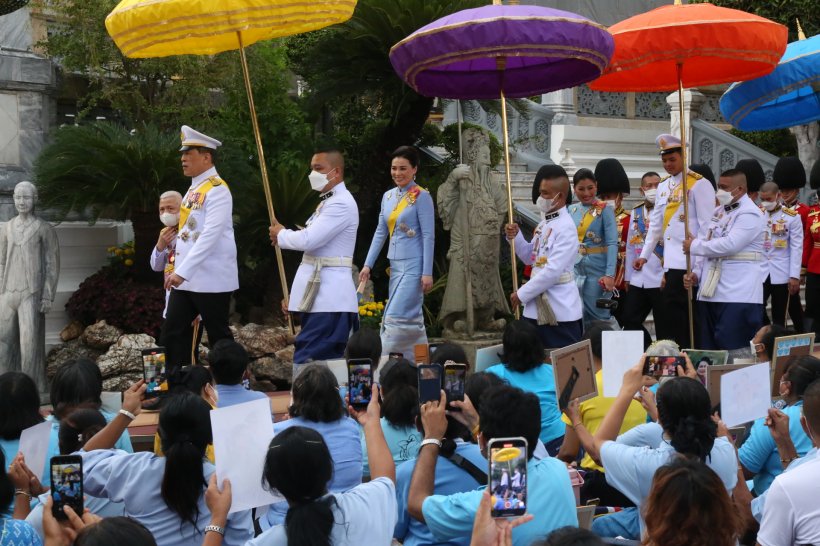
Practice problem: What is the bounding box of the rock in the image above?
[233,324,294,358]
[81,320,123,351]
[46,340,105,379]
[274,346,294,363]
[114,333,156,350]
[251,379,277,393]
[96,347,142,378]
[250,356,292,383]
[60,321,85,342]
[103,373,143,392]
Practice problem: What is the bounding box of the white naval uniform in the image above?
[278,182,359,313]
[640,171,716,271]
[173,167,239,292]
[691,195,767,304]
[513,207,583,322]
[150,244,172,317]
[624,203,664,289]
[762,206,803,284]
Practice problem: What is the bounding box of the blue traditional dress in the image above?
[568,201,618,326]
[364,182,435,357]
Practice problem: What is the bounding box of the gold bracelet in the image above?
[781,456,798,465]
[471,422,480,439]
[14,489,32,500]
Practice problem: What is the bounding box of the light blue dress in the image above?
[568,201,618,326]
[364,182,435,357]
[263,416,363,528]
[0,519,41,546]
[394,440,486,546]
[738,401,813,495]
[485,364,565,445]
[81,449,252,546]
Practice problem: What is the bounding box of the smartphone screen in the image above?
[418,364,442,403]
[489,437,528,517]
[444,363,467,406]
[347,359,373,408]
[643,355,685,377]
[50,455,83,520]
[142,347,168,398]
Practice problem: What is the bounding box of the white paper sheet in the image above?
[721,362,772,427]
[211,398,281,513]
[602,330,644,397]
[18,421,52,481]
[475,344,503,373]
[100,391,122,414]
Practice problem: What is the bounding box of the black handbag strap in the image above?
[444,450,488,485]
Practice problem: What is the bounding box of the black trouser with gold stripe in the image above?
[160,289,233,373]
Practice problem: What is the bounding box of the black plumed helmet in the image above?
[773,156,806,190]
[532,164,568,204]
[690,163,717,190]
[594,158,630,196]
[735,158,765,193]
[810,160,820,191]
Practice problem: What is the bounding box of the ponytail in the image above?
[158,392,212,530]
[264,427,335,546]
[284,497,337,546]
[657,377,716,461]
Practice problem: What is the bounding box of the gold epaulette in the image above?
[783,208,797,217]
[687,171,703,180]
[661,174,671,182]
[207,175,224,186]
[617,210,629,221]
[809,209,820,217]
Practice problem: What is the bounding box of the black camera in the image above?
[596,298,618,310]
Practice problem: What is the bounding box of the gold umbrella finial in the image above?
[796,18,806,40]
[674,0,682,5]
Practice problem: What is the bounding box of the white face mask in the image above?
[750,340,761,361]
[160,212,179,227]
[760,200,777,212]
[716,188,735,206]
[536,196,554,213]
[308,169,333,192]
[643,189,657,204]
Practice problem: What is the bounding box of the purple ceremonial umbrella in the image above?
[390,3,613,313]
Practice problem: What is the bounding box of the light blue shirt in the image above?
[486,364,565,444]
[81,449,253,546]
[616,422,664,448]
[422,456,577,546]
[752,446,818,522]
[264,416,363,528]
[247,477,397,546]
[361,417,422,478]
[738,401,812,495]
[600,436,738,533]
[27,492,124,540]
[395,440,486,546]
[215,384,269,408]
[364,182,435,275]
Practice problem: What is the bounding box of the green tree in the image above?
[691,0,817,39]
[34,122,186,281]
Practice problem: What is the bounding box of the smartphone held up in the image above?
[50,455,83,520]
[643,355,686,378]
[347,358,373,410]
[488,437,528,518]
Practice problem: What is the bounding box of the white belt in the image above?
[297,255,353,312]
[724,252,761,262]
[532,266,574,285]
[302,255,353,268]
[701,252,760,299]
[534,272,574,326]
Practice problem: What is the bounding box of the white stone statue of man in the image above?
[0,181,60,391]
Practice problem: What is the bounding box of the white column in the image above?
[666,89,706,156]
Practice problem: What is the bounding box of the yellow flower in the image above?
[377,303,384,310]
[124,248,135,256]
[124,259,134,266]
[359,309,366,316]
[106,246,116,253]
[367,311,374,317]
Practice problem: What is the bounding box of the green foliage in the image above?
[34,122,185,217]
[729,128,798,157]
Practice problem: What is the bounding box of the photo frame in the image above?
[706,364,754,408]
[550,340,598,409]
[475,343,503,373]
[771,333,815,397]
[683,349,729,386]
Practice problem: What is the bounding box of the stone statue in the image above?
[0,181,60,391]
[437,128,510,337]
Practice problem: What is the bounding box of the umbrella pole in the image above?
[237,32,294,335]
[457,99,464,165]
[500,89,521,319]
[677,62,695,349]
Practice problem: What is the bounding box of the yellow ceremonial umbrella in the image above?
[105,0,358,334]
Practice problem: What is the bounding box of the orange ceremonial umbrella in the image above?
[590,1,787,347]
[105,0,358,334]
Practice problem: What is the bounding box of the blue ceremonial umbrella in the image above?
[720,27,820,131]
